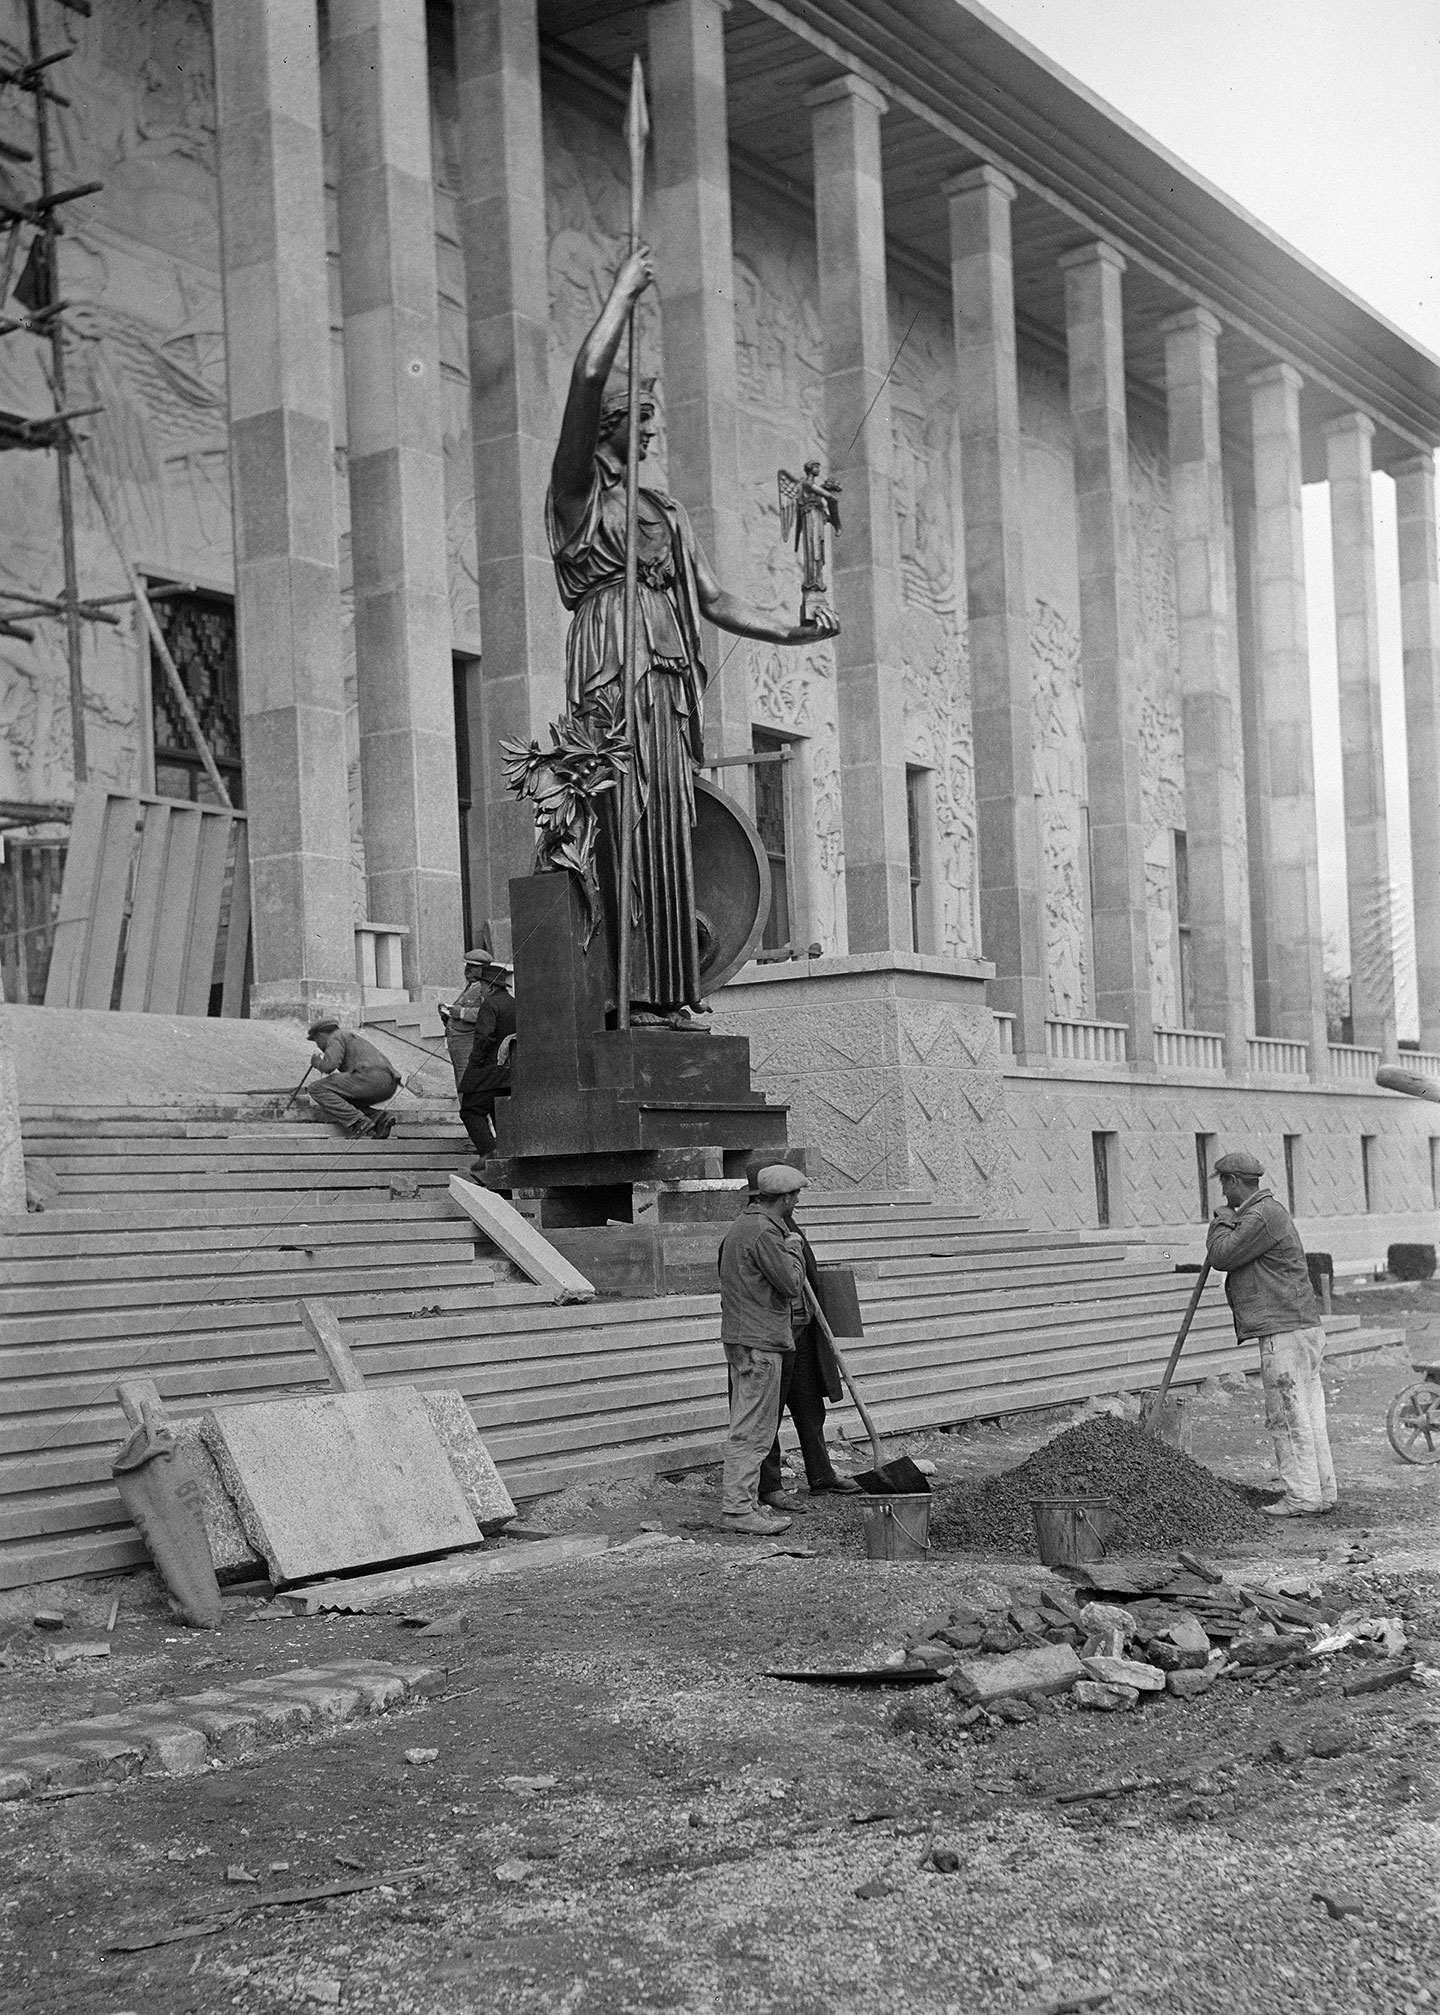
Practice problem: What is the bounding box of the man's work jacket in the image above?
[717,1202,805,1353]
[1205,1186,1319,1342]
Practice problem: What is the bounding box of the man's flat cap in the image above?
[462,948,491,965]
[1213,1150,1265,1179]
[307,1017,340,1040]
[753,1163,807,1196]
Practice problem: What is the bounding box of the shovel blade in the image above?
[852,1455,931,1496]
[1139,1394,1187,1450]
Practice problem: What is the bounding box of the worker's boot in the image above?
[372,1112,396,1140]
[721,1508,791,1536]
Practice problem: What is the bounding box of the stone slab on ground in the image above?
[276,1534,612,1614]
[420,1390,516,1533]
[946,1641,1085,1704]
[0,1658,442,1801]
[202,1392,480,1585]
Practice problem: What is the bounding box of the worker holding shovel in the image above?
[1205,1148,1335,1518]
[716,1164,809,1535]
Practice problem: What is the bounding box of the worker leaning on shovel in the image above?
[1204,1148,1336,1519]
[717,1164,809,1536]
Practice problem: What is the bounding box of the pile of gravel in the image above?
[931,1413,1266,1554]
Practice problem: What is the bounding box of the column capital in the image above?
[1247,360,1303,394]
[1057,239,1125,276]
[1323,410,1375,440]
[1392,451,1436,479]
[804,71,887,116]
[1159,305,1222,342]
[943,161,1017,204]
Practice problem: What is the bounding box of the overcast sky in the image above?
[982,0,1440,1037]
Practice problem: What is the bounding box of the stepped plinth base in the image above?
[542,1218,731,1299]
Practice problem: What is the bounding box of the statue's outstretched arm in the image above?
[550,246,654,541]
[693,541,839,647]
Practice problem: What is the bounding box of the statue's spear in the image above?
[616,53,649,1032]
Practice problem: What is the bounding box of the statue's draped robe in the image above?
[546,445,710,1012]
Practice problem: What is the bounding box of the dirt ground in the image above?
[2,1336,1438,2015]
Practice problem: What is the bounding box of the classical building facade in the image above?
[1,0,1439,1259]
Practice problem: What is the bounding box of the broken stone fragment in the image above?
[1165,1667,1218,1699]
[948,1642,1085,1705]
[1146,1640,1209,1674]
[1073,1679,1139,1711]
[1158,1613,1212,1656]
[31,1611,65,1632]
[1080,1654,1165,1693]
[939,1622,987,1651]
[980,1623,1023,1655]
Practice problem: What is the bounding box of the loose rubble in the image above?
[930,1414,1266,1553]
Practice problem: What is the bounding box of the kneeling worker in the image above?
[1205,1147,1335,1518]
[717,1163,807,1536]
[305,1018,401,1139]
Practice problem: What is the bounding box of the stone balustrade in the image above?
[993,1011,1016,1057]
[1246,1036,1308,1077]
[1045,1017,1128,1064]
[1327,1042,1382,1082]
[1153,1026,1225,1072]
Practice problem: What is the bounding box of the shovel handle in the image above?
[802,1279,884,1472]
[282,1061,316,1112]
[1156,1258,1212,1407]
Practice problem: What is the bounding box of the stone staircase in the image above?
[0,1108,1398,1590]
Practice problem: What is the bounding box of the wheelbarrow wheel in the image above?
[1386,1381,1440,1464]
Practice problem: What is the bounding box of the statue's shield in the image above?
[693,777,770,994]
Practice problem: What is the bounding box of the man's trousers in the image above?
[1259,1324,1336,1513]
[722,1343,786,1516]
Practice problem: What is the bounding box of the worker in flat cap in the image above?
[438,949,494,1092]
[716,1163,809,1534]
[741,1156,861,1513]
[304,1018,402,1140]
[457,960,516,1165]
[1205,1147,1335,1517]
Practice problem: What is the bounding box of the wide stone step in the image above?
[0,1216,485,1267]
[0,1256,495,1319]
[0,1229,486,1286]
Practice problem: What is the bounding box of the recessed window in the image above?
[906,767,929,954]
[1093,1131,1118,1228]
[1173,830,1193,1026]
[1283,1135,1301,1216]
[1360,1135,1376,1213]
[751,729,792,953]
[1430,1139,1440,1211]
[149,585,242,807]
[1195,1132,1216,1221]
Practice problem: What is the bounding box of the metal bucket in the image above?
[1027,1495,1117,1568]
[858,1493,932,1562]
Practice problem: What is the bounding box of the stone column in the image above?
[1161,308,1249,1070]
[1326,413,1397,1057]
[648,0,749,772]
[1059,242,1153,1062]
[333,0,462,994]
[456,0,565,948]
[214,0,358,1021]
[1246,364,1329,1070]
[805,77,910,954]
[1396,454,1440,1052]
[946,166,1046,1059]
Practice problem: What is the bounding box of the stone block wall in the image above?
[1004,1065,1439,1265]
[712,955,1009,1211]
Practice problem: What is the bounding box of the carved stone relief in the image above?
[1030,598,1089,1018]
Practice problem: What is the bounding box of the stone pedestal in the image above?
[333,0,462,993]
[711,953,1005,1208]
[496,871,787,1169]
[214,0,358,1023]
